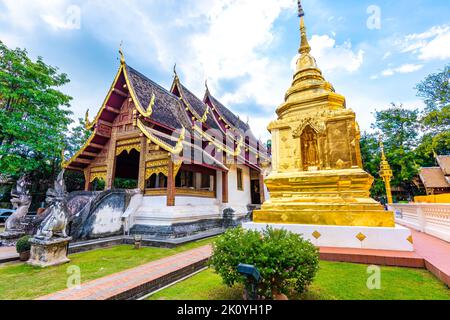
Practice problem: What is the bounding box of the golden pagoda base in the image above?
[254,168,395,228]
[242,222,414,251]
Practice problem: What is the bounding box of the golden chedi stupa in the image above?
[245,1,413,251]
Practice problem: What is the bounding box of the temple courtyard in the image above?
[0,226,448,301]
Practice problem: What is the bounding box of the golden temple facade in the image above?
[253,7,395,228]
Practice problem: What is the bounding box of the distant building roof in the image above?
[437,155,450,176]
[419,167,450,189]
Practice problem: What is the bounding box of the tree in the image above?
[369,104,421,199]
[65,117,91,158]
[63,118,91,192]
[360,132,384,200]
[415,64,450,162]
[0,41,73,200]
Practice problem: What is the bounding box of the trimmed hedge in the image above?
[209,226,320,299]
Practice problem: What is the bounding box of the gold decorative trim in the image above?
[86,64,125,132]
[91,166,107,173]
[116,138,142,156]
[312,231,322,239]
[145,159,182,180]
[200,106,210,123]
[62,133,96,169]
[356,232,367,242]
[407,235,414,244]
[170,79,202,121]
[137,119,185,155]
[175,188,215,198]
[145,188,168,196]
[90,171,107,183]
[135,92,155,118]
[85,109,95,130]
[193,125,243,157]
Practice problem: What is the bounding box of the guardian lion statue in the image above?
[34,170,70,240]
[5,176,32,232]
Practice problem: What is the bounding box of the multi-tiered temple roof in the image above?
[63,53,268,173]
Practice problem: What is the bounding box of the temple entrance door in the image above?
[251,180,261,205]
[114,149,140,189]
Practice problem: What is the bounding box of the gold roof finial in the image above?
[205,79,210,93]
[379,133,387,161]
[85,109,94,130]
[173,63,179,80]
[61,149,67,168]
[298,0,311,55]
[119,41,125,65]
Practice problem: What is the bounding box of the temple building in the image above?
[62,50,269,237]
[418,155,450,195]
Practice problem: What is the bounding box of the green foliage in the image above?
[16,235,32,253]
[149,263,450,301]
[360,133,385,200]
[361,64,450,200]
[416,64,450,113]
[0,238,214,300]
[416,65,450,159]
[209,227,319,299]
[65,117,91,159]
[0,40,75,197]
[367,104,421,199]
[113,178,138,189]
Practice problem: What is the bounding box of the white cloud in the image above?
[381,64,423,77]
[58,0,296,113]
[0,0,72,30]
[308,35,364,73]
[399,24,450,61]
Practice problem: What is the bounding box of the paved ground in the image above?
[409,229,450,286]
[31,227,450,300]
[0,246,19,263]
[38,245,212,300]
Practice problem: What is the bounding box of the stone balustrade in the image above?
[390,203,450,242]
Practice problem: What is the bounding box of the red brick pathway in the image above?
[319,247,425,268]
[37,245,212,300]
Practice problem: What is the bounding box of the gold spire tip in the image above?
[119,41,125,65]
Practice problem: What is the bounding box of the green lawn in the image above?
[0,238,214,300]
[149,262,450,301]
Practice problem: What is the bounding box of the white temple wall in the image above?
[227,164,252,215]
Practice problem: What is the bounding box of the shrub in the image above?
[16,236,32,253]
[209,226,320,299]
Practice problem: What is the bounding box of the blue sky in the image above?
[1,0,449,141]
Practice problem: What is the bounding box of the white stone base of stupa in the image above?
[242,222,414,252]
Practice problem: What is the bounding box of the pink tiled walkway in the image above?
[37,245,212,300]
[408,229,450,286]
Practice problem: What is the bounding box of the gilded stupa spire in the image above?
[298,1,311,55]
[379,134,394,204]
[276,0,344,117]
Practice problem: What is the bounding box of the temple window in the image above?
[237,168,244,191]
[201,173,212,190]
[146,173,167,189]
[176,170,195,189]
